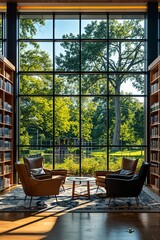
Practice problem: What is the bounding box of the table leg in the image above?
[72,181,75,199]
[87,181,90,199]
[71,180,91,199]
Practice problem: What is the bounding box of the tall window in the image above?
[0,13,6,54]
[18,13,147,175]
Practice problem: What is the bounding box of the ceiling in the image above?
[0,0,159,3]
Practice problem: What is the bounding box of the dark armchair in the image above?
[94,157,139,192]
[105,162,150,205]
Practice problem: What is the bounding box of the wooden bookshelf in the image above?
[149,56,160,195]
[0,54,15,191]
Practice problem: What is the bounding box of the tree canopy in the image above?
[19,17,145,148]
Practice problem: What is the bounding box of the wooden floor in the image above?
[0,212,160,240]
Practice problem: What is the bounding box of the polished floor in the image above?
[0,212,160,240]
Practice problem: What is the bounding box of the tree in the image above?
[19,18,72,145]
[56,19,145,148]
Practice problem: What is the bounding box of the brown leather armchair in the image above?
[24,155,67,190]
[94,157,138,193]
[15,162,63,207]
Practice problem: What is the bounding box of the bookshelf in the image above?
[0,54,15,191]
[149,56,160,194]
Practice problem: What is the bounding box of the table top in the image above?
[67,176,95,182]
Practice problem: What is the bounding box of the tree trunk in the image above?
[112,84,121,150]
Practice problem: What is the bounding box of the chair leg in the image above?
[62,184,65,191]
[108,198,112,206]
[29,197,32,208]
[55,195,58,203]
[135,197,139,206]
[24,195,27,202]
[96,186,99,193]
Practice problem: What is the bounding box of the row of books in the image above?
[0,165,11,174]
[151,152,158,161]
[4,152,11,160]
[0,152,11,161]
[151,102,159,112]
[4,115,12,124]
[0,140,11,150]
[0,127,12,137]
[0,77,13,94]
[0,99,12,112]
[3,164,12,174]
[4,81,13,94]
[151,82,159,94]
[4,101,12,112]
[153,71,160,80]
[0,177,10,190]
[151,139,158,149]
[151,126,158,136]
[151,162,159,175]
[5,71,11,80]
[0,114,12,125]
[153,177,159,188]
[151,114,158,124]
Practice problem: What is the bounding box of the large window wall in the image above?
[18,13,147,175]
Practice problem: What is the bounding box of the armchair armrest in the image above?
[33,173,52,180]
[106,174,134,179]
[51,169,67,177]
[29,176,63,196]
[43,168,52,174]
[94,169,121,177]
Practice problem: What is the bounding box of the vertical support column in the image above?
[6,3,17,184]
[147,2,158,183]
[6,3,17,66]
[147,2,158,65]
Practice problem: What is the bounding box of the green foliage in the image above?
[81,157,106,175]
[55,97,71,137]
[46,149,144,176]
[56,157,79,175]
[19,17,145,154]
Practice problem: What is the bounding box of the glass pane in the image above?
[81,14,107,39]
[81,74,107,95]
[19,74,53,95]
[19,42,53,71]
[81,42,107,71]
[55,74,79,95]
[109,74,145,95]
[109,41,145,72]
[55,42,80,71]
[19,96,53,145]
[109,96,145,146]
[81,97,107,145]
[109,14,145,39]
[19,14,53,39]
[81,147,107,175]
[17,13,146,176]
[55,14,79,39]
[108,146,145,171]
[55,97,79,143]
[55,147,80,175]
